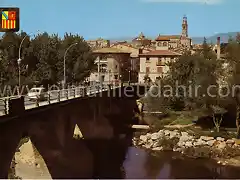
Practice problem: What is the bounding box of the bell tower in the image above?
[182,15,188,37]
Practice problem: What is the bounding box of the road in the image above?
[0,86,110,116]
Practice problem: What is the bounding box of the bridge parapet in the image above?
[0,84,147,178]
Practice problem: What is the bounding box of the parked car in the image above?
[27,87,47,101]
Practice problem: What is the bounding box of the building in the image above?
[111,43,153,82]
[138,48,181,83]
[152,15,192,49]
[132,32,152,47]
[110,43,153,71]
[86,38,110,49]
[89,48,131,84]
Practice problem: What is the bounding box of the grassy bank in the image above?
[140,109,237,140]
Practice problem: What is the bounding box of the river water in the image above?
[124,147,240,179]
[12,142,240,179]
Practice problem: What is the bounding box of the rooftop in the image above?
[133,32,151,41]
[155,35,181,41]
[93,47,131,54]
[139,50,182,56]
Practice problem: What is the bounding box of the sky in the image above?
[0,0,239,40]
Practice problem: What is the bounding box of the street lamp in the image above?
[128,70,131,82]
[63,42,78,88]
[17,58,21,95]
[18,31,39,94]
[18,31,40,61]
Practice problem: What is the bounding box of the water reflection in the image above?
[124,147,240,179]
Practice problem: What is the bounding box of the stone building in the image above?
[132,32,152,47]
[89,48,131,84]
[111,43,153,82]
[152,15,192,50]
[138,46,181,83]
[86,38,110,49]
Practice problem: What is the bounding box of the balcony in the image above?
[94,58,108,64]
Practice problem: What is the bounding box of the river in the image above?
[124,147,240,179]
[12,144,240,179]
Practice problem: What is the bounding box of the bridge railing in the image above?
[0,84,120,116]
[0,98,7,115]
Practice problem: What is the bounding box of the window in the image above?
[157,67,162,73]
[163,42,167,46]
[157,58,162,65]
[146,57,150,63]
[146,67,150,73]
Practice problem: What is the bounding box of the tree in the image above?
[143,74,152,84]
[0,31,98,93]
[0,31,31,86]
[165,40,222,110]
[61,33,95,84]
[28,32,62,86]
[224,35,240,138]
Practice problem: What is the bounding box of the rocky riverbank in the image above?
[133,129,240,166]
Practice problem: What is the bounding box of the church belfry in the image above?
[182,15,188,37]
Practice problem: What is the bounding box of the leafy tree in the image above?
[165,40,222,110]
[0,31,30,86]
[224,35,240,137]
[143,74,151,84]
[30,32,62,86]
[61,33,95,84]
[0,31,103,93]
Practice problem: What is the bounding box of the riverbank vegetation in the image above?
[140,35,240,138]
[0,31,96,95]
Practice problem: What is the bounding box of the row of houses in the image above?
[87,16,191,84]
[86,16,225,84]
[88,41,182,84]
[87,36,226,85]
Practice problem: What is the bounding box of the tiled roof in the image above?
[93,47,131,54]
[111,43,139,50]
[139,50,182,56]
[143,47,155,51]
[155,35,181,41]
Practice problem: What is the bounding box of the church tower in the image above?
[182,15,188,37]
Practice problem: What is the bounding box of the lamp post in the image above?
[63,43,78,88]
[18,31,40,62]
[18,35,28,96]
[18,31,39,95]
[17,58,21,95]
[128,70,131,82]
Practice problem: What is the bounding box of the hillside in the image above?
[192,32,239,44]
[109,32,240,45]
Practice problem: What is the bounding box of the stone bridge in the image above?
[0,85,146,178]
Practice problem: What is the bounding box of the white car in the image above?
[27,87,47,101]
